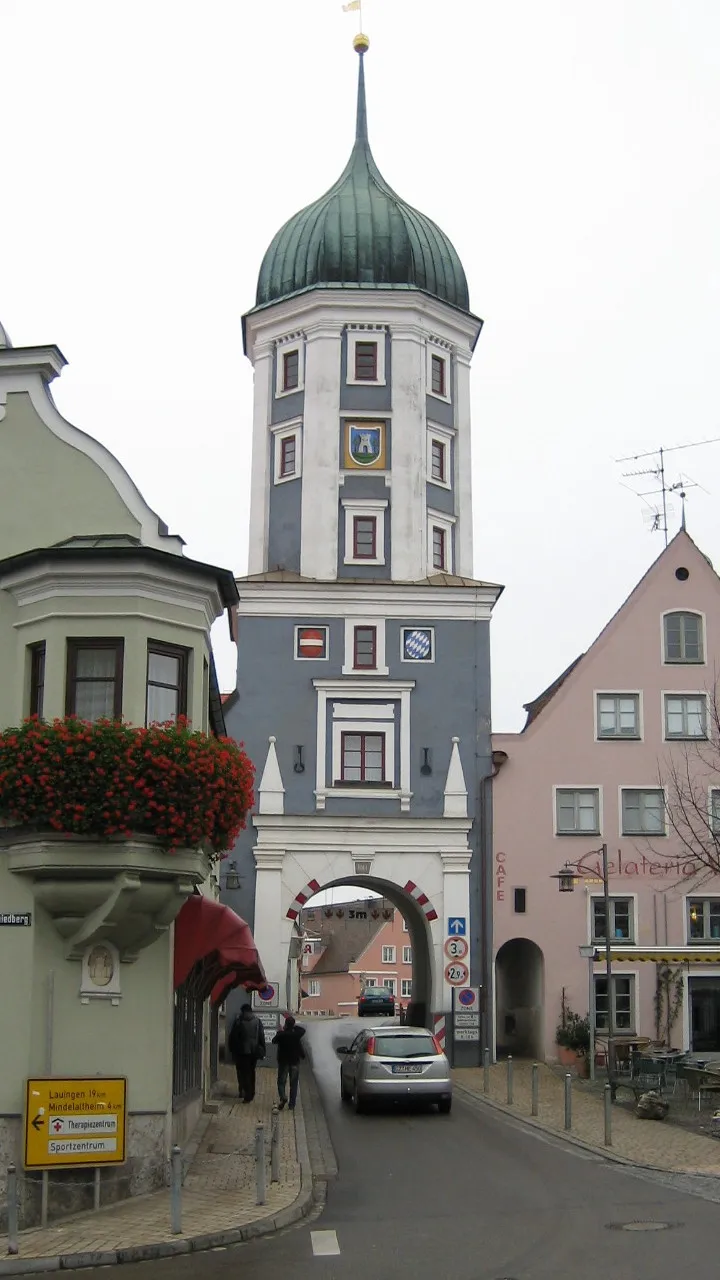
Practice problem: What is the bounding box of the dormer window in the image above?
[663,611,704,663]
[355,341,378,381]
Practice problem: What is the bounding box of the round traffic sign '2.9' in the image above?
[445,961,469,987]
[444,937,469,961]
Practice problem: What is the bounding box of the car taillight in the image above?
[365,1036,376,1056]
[432,1035,444,1055]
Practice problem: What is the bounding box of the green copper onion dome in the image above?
[255,41,470,313]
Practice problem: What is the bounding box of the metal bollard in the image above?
[6,1165,18,1256]
[255,1122,266,1206]
[270,1105,280,1183]
[531,1063,539,1117]
[483,1047,490,1094]
[170,1145,182,1235]
[564,1073,572,1131]
[506,1055,514,1105]
[604,1083,612,1147]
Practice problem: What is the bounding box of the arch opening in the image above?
[291,876,434,1028]
[495,938,545,1060]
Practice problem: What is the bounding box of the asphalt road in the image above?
[110,1019,720,1280]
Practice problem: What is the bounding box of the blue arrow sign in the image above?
[448,917,466,936]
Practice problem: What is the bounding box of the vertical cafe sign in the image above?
[495,852,506,902]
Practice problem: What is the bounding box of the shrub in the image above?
[0,716,255,854]
[555,1007,591,1053]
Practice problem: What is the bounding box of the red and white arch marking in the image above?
[286,879,322,920]
[403,880,438,923]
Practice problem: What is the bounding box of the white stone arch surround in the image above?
[251,813,473,1027]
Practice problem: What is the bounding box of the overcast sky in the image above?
[3,0,720,733]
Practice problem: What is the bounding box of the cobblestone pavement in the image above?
[0,1068,303,1265]
[454,1061,720,1176]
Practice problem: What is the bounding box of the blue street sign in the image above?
[448,917,466,936]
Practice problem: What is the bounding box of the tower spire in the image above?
[353,33,370,145]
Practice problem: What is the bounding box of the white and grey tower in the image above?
[223,37,503,1056]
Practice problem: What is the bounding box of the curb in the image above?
[454,1082,720,1178]
[0,1098,316,1276]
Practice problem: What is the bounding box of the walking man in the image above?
[227,1002,266,1102]
[272,1015,306,1110]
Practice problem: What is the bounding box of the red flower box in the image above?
[0,716,255,854]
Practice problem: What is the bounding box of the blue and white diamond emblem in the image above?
[404,629,432,661]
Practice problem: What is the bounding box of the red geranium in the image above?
[0,716,255,854]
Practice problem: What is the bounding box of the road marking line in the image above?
[311,1229,340,1256]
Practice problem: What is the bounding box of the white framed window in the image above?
[687,898,720,943]
[555,787,601,835]
[383,979,397,994]
[402,945,412,964]
[426,424,453,489]
[294,626,329,661]
[275,339,304,397]
[382,945,396,963]
[620,788,666,836]
[347,328,387,386]
[662,610,705,664]
[401,979,412,998]
[272,420,302,484]
[594,975,635,1033]
[342,618,388,675]
[400,627,434,663]
[591,896,635,944]
[426,343,451,402]
[342,499,388,566]
[331,703,395,791]
[402,919,409,933]
[307,979,321,997]
[428,510,455,573]
[314,678,414,812]
[596,693,641,740]
[663,693,708,740]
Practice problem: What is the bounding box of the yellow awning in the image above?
[610,950,720,964]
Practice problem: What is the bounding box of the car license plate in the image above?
[391,1064,423,1074]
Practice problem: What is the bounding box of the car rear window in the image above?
[372,1035,437,1058]
[362,990,390,999]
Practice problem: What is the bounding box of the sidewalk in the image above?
[0,1068,309,1275]
[454,1062,720,1175]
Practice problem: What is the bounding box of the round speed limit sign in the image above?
[445,961,469,986]
[444,936,469,961]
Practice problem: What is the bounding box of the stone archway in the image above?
[495,938,544,1060]
[290,875,435,1026]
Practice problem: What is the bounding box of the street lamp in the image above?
[552,843,615,1080]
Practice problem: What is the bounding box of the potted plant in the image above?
[555,1006,591,1073]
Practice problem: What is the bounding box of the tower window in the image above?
[354,341,378,381]
[431,354,446,397]
[280,435,296,478]
[282,349,299,392]
[432,526,446,570]
[431,439,446,483]
[353,626,377,669]
[340,732,386,784]
[353,516,377,560]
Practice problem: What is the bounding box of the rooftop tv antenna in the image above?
[617,438,720,546]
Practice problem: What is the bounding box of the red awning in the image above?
[173,895,266,1007]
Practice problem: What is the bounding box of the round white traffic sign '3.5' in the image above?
[445,961,469,986]
[444,937,469,961]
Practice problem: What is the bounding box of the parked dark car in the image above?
[358,986,395,1017]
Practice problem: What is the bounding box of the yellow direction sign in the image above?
[25,1077,127,1169]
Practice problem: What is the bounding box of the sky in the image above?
[2,0,720,734]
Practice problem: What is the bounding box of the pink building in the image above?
[493,531,720,1062]
[299,898,413,1017]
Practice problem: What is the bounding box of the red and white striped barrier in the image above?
[286,879,322,920]
[433,1014,446,1050]
[403,879,438,923]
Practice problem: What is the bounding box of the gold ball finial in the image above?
[353,32,370,54]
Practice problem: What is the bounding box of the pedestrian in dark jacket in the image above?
[227,1003,266,1102]
[271,1016,306,1110]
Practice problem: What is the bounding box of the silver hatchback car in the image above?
[337,1026,452,1113]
